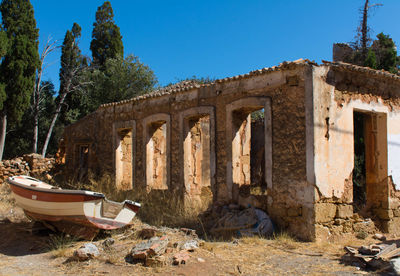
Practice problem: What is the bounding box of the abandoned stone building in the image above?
[60,59,400,241]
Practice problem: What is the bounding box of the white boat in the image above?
[7,175,141,239]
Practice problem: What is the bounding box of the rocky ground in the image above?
[0,171,396,275]
[0,203,391,275]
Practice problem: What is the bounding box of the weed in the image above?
[271,231,298,249]
[47,234,77,258]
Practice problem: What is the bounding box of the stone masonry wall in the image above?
[312,62,400,240]
[63,61,315,240]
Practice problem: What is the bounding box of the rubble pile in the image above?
[124,226,203,267]
[0,153,55,184]
[344,237,400,274]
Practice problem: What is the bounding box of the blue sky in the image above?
[30,0,400,89]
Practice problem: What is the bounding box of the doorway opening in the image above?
[353,110,388,214]
[231,107,266,199]
[353,111,366,212]
[183,115,211,196]
[146,121,168,190]
[116,128,133,190]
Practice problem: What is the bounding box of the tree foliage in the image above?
[0,0,39,160]
[79,55,156,116]
[90,1,123,68]
[0,30,8,107]
[341,0,399,74]
[41,23,88,157]
[4,81,61,159]
[0,0,39,122]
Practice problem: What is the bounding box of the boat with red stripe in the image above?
[7,175,141,239]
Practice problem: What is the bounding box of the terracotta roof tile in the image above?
[100,59,316,108]
[322,60,400,81]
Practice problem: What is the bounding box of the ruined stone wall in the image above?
[312,64,400,240]
[63,62,314,240]
[0,153,55,184]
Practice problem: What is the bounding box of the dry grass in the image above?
[47,234,78,258]
[61,173,210,230]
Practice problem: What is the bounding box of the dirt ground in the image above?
[0,204,388,276]
[0,182,391,276]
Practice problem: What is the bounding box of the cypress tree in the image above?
[0,30,8,111]
[0,0,39,160]
[60,23,83,95]
[90,1,123,68]
[41,23,84,157]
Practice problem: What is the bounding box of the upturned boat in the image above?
[7,175,141,239]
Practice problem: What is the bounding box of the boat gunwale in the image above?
[7,176,105,199]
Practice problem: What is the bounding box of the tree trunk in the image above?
[41,92,67,157]
[0,113,7,161]
[32,105,39,153]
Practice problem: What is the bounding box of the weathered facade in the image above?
[61,59,400,241]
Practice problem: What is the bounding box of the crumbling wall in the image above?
[312,64,400,240]
[0,153,55,184]
[66,61,400,241]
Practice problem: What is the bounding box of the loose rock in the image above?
[73,243,100,261]
[173,250,190,265]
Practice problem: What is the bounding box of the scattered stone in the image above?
[129,236,169,261]
[180,228,198,238]
[373,233,386,241]
[138,228,157,239]
[173,250,190,265]
[102,238,115,247]
[145,255,167,267]
[73,243,100,261]
[181,240,199,251]
[197,257,205,263]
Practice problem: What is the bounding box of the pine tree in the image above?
[90,1,123,68]
[373,33,398,73]
[0,0,39,160]
[41,23,86,157]
[364,48,377,69]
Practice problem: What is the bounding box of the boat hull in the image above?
[7,175,141,239]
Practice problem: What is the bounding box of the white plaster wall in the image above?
[388,112,400,189]
[312,66,400,198]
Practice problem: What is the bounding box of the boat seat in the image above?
[101,199,124,219]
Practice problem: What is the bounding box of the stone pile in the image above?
[0,153,55,184]
[125,227,203,267]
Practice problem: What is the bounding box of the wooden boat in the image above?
[7,175,141,239]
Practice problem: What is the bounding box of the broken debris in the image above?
[345,241,400,273]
